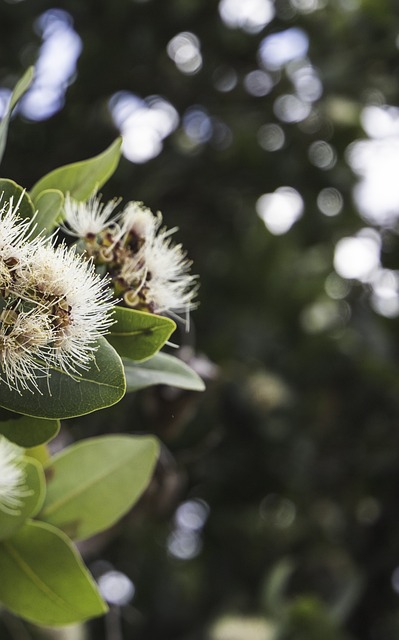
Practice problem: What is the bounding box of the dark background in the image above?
[2,1,399,638]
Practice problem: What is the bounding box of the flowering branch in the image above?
[0,67,204,628]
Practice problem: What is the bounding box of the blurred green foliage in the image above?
[2,0,399,638]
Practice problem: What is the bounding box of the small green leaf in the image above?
[0,337,126,420]
[0,520,107,625]
[0,179,35,219]
[0,415,60,447]
[40,435,159,541]
[31,188,64,236]
[0,456,45,541]
[0,67,34,165]
[29,138,122,202]
[123,352,205,392]
[5,68,34,112]
[107,307,176,361]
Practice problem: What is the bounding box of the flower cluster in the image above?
[0,435,29,514]
[0,194,115,392]
[64,195,198,322]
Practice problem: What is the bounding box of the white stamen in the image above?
[0,436,31,515]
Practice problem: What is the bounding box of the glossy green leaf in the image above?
[29,138,122,202]
[0,456,45,541]
[31,188,64,236]
[0,67,34,165]
[0,415,60,447]
[123,352,205,392]
[0,520,107,625]
[107,307,176,361]
[0,337,126,420]
[40,435,159,541]
[0,178,35,219]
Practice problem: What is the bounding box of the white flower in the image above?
[63,195,198,322]
[0,193,117,390]
[118,202,198,318]
[25,241,116,375]
[0,304,53,392]
[64,193,119,238]
[0,436,30,515]
[0,193,32,251]
[117,201,161,242]
[0,194,38,277]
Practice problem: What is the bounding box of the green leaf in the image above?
[0,415,60,447]
[123,352,205,392]
[31,188,64,236]
[0,520,107,625]
[29,138,122,202]
[0,67,34,165]
[107,307,176,361]
[0,456,45,541]
[0,337,126,420]
[0,178,35,219]
[40,435,159,541]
